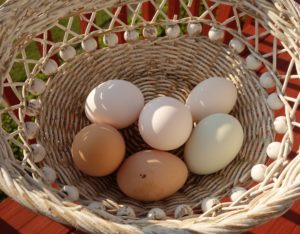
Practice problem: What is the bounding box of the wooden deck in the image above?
[0,198,299,234]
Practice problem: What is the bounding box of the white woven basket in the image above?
[0,0,299,233]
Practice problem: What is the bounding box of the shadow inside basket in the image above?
[37,36,274,216]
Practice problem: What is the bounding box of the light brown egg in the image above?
[117,150,188,202]
[72,123,125,177]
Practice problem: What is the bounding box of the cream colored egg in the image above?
[186,77,238,122]
[139,96,193,151]
[117,150,188,202]
[85,80,144,129]
[71,123,125,177]
[184,113,244,175]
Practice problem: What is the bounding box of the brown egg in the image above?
[72,123,125,176]
[117,150,188,202]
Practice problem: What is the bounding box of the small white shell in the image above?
[267,93,284,110]
[274,116,288,134]
[25,99,42,116]
[87,201,106,211]
[201,197,220,212]
[59,46,76,61]
[208,27,224,42]
[27,79,46,96]
[246,55,262,70]
[267,142,281,160]
[230,187,247,202]
[166,24,181,39]
[103,33,118,47]
[174,205,193,219]
[143,25,158,39]
[29,144,46,163]
[61,185,79,201]
[41,166,57,183]
[124,30,139,42]
[147,208,166,220]
[229,38,245,54]
[42,59,58,75]
[24,122,39,139]
[117,206,136,218]
[187,23,202,36]
[259,72,275,89]
[251,164,267,182]
[81,37,98,52]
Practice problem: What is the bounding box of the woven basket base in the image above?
[38,36,274,215]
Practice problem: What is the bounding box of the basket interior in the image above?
[37,36,274,215]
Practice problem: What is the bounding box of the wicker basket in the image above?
[0,0,299,233]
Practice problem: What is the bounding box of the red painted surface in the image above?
[142,1,156,21]
[168,0,180,19]
[189,0,200,16]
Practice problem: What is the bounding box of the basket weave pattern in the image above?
[0,0,299,233]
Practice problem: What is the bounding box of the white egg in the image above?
[273,116,288,134]
[230,187,247,202]
[59,46,76,61]
[201,197,220,212]
[24,122,39,139]
[85,80,144,129]
[42,59,58,75]
[147,208,166,220]
[229,38,245,54]
[61,185,79,201]
[184,114,244,175]
[259,72,275,89]
[187,23,202,36]
[251,164,267,182]
[267,93,284,110]
[124,30,139,42]
[186,77,237,122]
[166,24,180,39]
[41,166,57,183]
[82,37,98,52]
[143,25,158,39]
[139,96,193,151]
[27,78,46,96]
[296,174,300,184]
[25,99,42,116]
[103,33,118,47]
[246,55,262,70]
[208,27,224,41]
[267,142,281,160]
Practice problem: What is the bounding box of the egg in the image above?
[184,113,244,175]
[139,96,193,151]
[71,123,125,177]
[85,80,144,129]
[117,150,188,201]
[186,77,238,122]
